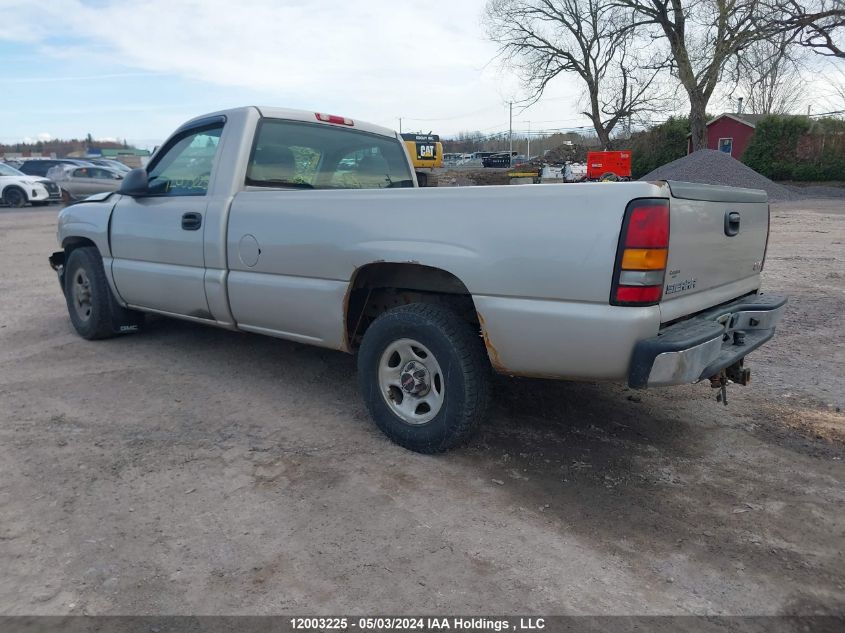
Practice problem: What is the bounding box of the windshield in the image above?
[0,163,25,177]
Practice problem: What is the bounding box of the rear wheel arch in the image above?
[344,262,482,351]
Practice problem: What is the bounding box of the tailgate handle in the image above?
[724,211,741,236]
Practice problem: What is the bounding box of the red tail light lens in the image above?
[611,198,670,307]
[615,286,663,304]
[626,205,669,247]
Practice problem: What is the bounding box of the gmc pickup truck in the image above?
[50,106,787,453]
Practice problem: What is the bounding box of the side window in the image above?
[88,168,111,179]
[147,124,224,196]
[72,168,91,178]
[246,119,413,190]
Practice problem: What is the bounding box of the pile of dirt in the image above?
[640,149,801,201]
[436,169,512,187]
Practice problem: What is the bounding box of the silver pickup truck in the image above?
[49,106,787,453]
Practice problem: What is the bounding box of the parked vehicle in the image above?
[586,150,632,181]
[87,158,132,173]
[18,159,97,178]
[0,162,61,207]
[401,133,443,187]
[482,152,516,168]
[46,164,124,201]
[49,106,786,453]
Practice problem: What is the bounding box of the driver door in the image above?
[110,122,224,319]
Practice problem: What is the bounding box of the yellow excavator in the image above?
[401,133,442,187]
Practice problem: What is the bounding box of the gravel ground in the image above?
[0,201,843,617]
[640,150,801,201]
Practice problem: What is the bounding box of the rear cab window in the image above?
[246,119,413,190]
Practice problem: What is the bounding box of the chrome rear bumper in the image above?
[628,293,787,388]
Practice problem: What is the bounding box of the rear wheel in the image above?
[3,187,26,208]
[64,247,143,340]
[357,303,490,453]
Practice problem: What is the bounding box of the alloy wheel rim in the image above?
[72,269,93,321]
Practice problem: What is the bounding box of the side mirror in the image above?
[118,168,148,196]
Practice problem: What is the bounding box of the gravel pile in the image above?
[640,149,801,201]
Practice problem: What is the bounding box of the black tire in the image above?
[3,186,26,208]
[357,303,490,453]
[63,247,143,340]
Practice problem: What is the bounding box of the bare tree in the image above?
[484,0,669,149]
[614,1,791,151]
[774,0,845,58]
[735,31,806,114]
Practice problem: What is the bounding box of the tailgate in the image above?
[660,181,769,323]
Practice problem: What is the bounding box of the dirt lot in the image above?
[0,199,843,616]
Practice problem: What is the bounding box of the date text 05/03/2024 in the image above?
[289,617,547,631]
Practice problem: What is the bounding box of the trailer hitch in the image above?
[709,360,751,406]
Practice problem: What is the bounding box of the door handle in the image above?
[182,212,202,231]
[724,211,740,236]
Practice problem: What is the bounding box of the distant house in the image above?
[687,113,769,159]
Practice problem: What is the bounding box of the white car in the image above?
[0,162,61,207]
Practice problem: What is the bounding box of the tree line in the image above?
[1,136,132,158]
[484,0,845,150]
[628,113,845,179]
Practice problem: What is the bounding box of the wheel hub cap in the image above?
[400,361,430,396]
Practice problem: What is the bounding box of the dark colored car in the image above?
[17,159,96,178]
[481,153,514,168]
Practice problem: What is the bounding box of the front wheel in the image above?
[3,187,26,208]
[64,247,143,340]
[357,303,490,453]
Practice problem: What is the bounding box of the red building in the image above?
[687,113,766,159]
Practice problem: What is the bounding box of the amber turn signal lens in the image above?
[621,248,668,270]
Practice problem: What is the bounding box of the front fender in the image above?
[57,197,118,257]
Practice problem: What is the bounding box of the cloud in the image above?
[0,0,521,129]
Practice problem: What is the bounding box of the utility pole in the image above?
[399,117,402,134]
[508,101,513,167]
[527,121,530,159]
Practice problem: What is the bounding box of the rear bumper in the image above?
[628,293,787,388]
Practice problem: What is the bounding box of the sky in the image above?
[0,0,839,149]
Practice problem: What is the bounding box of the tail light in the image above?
[610,198,670,306]
[315,113,354,126]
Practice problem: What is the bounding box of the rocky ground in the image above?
[0,199,842,617]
